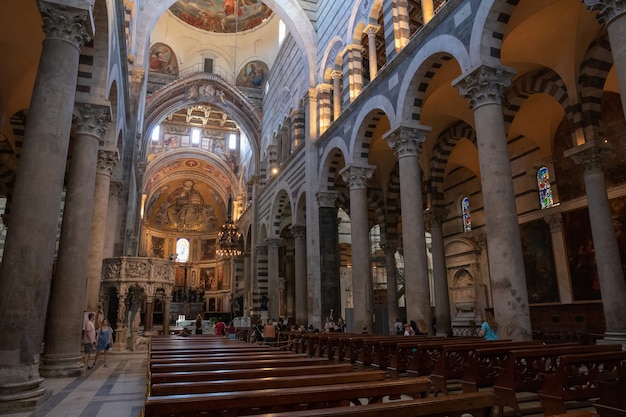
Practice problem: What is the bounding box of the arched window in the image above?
[462,197,471,232]
[537,166,554,209]
[176,238,190,263]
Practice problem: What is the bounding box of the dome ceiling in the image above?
[168,0,273,34]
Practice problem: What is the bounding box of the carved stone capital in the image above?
[290,225,306,239]
[266,237,282,248]
[454,65,514,109]
[109,181,123,198]
[339,164,375,190]
[425,207,449,227]
[316,191,338,208]
[583,0,626,25]
[331,70,343,81]
[364,24,380,37]
[97,148,119,175]
[384,125,429,158]
[39,2,91,49]
[72,104,110,139]
[545,213,563,233]
[564,139,614,175]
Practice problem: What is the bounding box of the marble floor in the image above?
[3,353,147,417]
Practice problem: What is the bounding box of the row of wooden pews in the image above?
[142,333,497,417]
[282,331,626,417]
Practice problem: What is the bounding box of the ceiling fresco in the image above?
[169,0,273,33]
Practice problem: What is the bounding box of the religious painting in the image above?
[236,60,268,89]
[201,267,216,290]
[164,180,209,232]
[201,238,216,260]
[148,42,179,75]
[151,236,165,258]
[519,219,559,304]
[563,195,626,301]
[168,0,273,34]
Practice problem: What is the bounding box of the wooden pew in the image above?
[430,340,544,395]
[149,352,309,364]
[150,369,387,395]
[245,391,497,417]
[538,350,626,416]
[459,342,578,393]
[149,363,355,384]
[492,344,623,416]
[143,377,432,417]
[593,356,626,417]
[387,337,480,379]
[150,356,331,373]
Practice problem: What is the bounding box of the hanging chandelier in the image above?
[217,194,241,257]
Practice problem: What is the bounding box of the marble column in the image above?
[162,296,171,335]
[364,24,380,80]
[266,237,282,321]
[40,104,109,378]
[104,181,123,258]
[584,1,626,121]
[243,251,251,317]
[383,240,400,334]
[331,71,342,121]
[285,247,295,319]
[428,208,452,336]
[317,192,340,323]
[545,214,573,304]
[290,225,308,326]
[384,125,432,334]
[565,140,626,339]
[454,65,532,340]
[422,0,434,24]
[84,149,119,312]
[340,164,375,332]
[144,296,154,336]
[0,3,90,409]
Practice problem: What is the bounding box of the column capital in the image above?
[545,213,563,233]
[454,65,515,109]
[266,237,282,248]
[109,181,123,198]
[384,124,430,158]
[39,1,91,49]
[364,24,380,36]
[583,0,626,25]
[564,139,614,175]
[339,164,375,190]
[331,70,343,80]
[97,148,119,175]
[425,207,449,227]
[72,103,110,139]
[316,191,338,208]
[381,240,399,254]
[290,224,306,239]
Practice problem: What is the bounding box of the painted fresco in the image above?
[236,60,268,88]
[149,43,179,75]
[169,0,273,33]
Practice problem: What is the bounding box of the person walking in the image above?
[214,316,226,337]
[84,312,96,370]
[92,319,114,368]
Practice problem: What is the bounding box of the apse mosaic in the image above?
[169,0,273,33]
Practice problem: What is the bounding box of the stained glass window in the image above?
[537,166,554,209]
[462,197,471,232]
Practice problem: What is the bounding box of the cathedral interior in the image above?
[1,0,626,413]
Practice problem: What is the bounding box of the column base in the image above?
[39,352,85,377]
[595,330,626,349]
[0,377,51,414]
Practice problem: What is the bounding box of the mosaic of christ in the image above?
[169,0,273,33]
